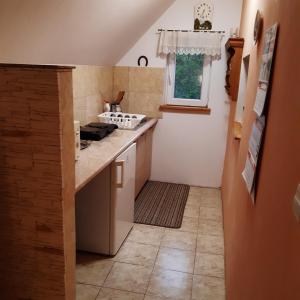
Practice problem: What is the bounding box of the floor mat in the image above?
[134,181,190,228]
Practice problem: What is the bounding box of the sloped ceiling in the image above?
[0,0,175,66]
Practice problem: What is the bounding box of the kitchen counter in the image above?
[75,118,157,191]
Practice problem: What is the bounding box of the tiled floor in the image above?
[76,187,225,300]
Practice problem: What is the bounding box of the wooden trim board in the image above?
[159,104,211,114]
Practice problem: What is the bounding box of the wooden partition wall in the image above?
[0,64,75,299]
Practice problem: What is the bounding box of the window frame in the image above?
[165,53,211,107]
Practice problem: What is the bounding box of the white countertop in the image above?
[75,118,157,192]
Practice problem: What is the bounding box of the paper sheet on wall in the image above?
[242,151,256,195]
[242,116,265,202]
[253,24,278,116]
[248,116,265,164]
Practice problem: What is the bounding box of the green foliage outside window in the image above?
[174,53,204,100]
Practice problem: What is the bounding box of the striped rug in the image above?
[134,181,190,228]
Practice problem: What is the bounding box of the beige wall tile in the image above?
[129,67,164,94]
[73,65,113,125]
[113,66,129,92]
[112,67,164,118]
[112,67,130,111]
[128,92,162,118]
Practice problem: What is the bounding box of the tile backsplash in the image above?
[73,65,113,125]
[73,65,164,125]
[113,66,164,119]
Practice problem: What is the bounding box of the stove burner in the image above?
[80,140,91,150]
[80,122,118,141]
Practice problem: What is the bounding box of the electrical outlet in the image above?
[293,184,300,222]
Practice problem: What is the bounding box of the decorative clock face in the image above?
[195,1,214,23]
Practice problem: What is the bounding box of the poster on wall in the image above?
[242,116,265,203]
[253,24,278,116]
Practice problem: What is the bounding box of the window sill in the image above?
[159,104,211,115]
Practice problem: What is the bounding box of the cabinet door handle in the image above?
[115,160,125,188]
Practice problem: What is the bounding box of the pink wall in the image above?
[222,0,300,299]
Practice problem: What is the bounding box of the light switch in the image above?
[293,184,300,222]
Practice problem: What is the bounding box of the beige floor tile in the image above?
[189,186,204,195]
[128,224,165,246]
[77,251,112,264]
[113,241,159,266]
[174,216,198,233]
[183,205,200,218]
[192,275,225,300]
[144,296,168,300]
[155,247,195,273]
[197,188,221,198]
[199,196,222,209]
[199,207,223,222]
[194,252,224,278]
[103,262,152,293]
[147,267,193,300]
[76,284,100,300]
[197,234,224,255]
[161,230,197,251]
[186,194,201,207]
[198,219,223,236]
[76,257,114,286]
[96,287,144,300]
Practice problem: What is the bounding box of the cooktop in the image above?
[80,122,118,142]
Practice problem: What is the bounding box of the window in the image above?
[165,53,211,107]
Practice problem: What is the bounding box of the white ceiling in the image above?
[0,0,175,66]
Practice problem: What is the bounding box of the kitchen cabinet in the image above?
[135,126,154,197]
[76,143,136,255]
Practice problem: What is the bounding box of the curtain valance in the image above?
[157,30,223,59]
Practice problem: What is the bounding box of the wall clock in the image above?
[194,0,214,30]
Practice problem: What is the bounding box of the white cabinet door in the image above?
[110,143,136,255]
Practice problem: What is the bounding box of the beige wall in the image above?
[113,66,164,118]
[72,65,113,125]
[0,0,175,66]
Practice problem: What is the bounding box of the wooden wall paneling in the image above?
[58,70,76,300]
[0,65,75,299]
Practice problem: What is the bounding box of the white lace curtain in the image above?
[157,30,223,59]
